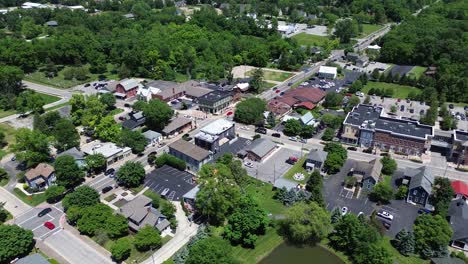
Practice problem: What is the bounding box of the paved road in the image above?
[0,187,31,217]
[23,81,73,98]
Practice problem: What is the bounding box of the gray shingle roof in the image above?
[246,138,276,159]
[307,149,327,163]
[169,139,210,161]
[350,158,382,182]
[16,253,50,264]
[448,200,468,241]
[142,130,162,140]
[407,166,433,194]
[162,117,192,134]
[57,147,84,160]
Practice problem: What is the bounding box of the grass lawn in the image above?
[24,64,118,89]
[44,102,69,111]
[0,109,16,119]
[0,177,9,187]
[292,33,330,47]
[37,93,61,105]
[360,24,384,37]
[262,81,277,89]
[407,66,427,79]
[244,179,286,215]
[362,81,422,99]
[104,193,117,202]
[283,156,308,184]
[262,71,293,82]
[0,123,17,160]
[13,188,46,206]
[381,237,428,264]
[130,185,145,195]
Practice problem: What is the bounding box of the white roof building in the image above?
[21,2,47,8]
[200,119,234,136]
[235,82,249,92]
[82,142,131,166]
[367,44,381,50]
[318,66,337,79]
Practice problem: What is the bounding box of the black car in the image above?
[255,127,267,134]
[124,103,131,107]
[464,106,468,111]
[449,104,454,109]
[102,186,113,193]
[105,168,115,176]
[38,208,52,217]
[272,133,281,138]
[84,83,91,87]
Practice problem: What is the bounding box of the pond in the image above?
[259,243,344,264]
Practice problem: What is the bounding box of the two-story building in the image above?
[405,166,434,207]
[347,159,382,190]
[120,196,170,233]
[168,139,211,172]
[25,163,56,190]
[82,142,131,166]
[195,119,235,153]
[115,79,141,99]
[196,90,233,114]
[448,199,468,252]
[122,111,146,131]
[305,149,327,171]
[453,130,468,166]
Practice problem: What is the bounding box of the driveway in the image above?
[378,201,420,237]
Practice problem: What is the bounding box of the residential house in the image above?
[122,111,146,130]
[318,66,337,79]
[123,13,135,19]
[245,138,277,162]
[348,159,382,190]
[168,139,211,172]
[448,199,468,251]
[82,142,131,166]
[161,117,192,137]
[197,90,233,114]
[452,180,468,200]
[25,163,55,190]
[342,104,433,156]
[195,119,235,153]
[120,196,170,233]
[300,112,316,126]
[356,55,369,67]
[115,79,141,99]
[15,253,51,264]
[136,86,160,102]
[146,80,185,102]
[305,149,327,171]
[405,166,434,207]
[142,130,162,145]
[57,147,85,168]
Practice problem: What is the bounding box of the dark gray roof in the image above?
[345,104,433,140]
[449,200,468,240]
[169,139,210,161]
[431,257,465,264]
[350,159,382,182]
[449,199,468,219]
[197,90,232,105]
[407,166,433,194]
[162,117,191,134]
[307,149,327,163]
[16,253,50,264]
[246,138,276,159]
[122,118,145,130]
[57,147,84,160]
[455,130,468,143]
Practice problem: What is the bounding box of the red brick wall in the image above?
[116,85,137,98]
[374,131,426,155]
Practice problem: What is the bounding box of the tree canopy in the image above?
[234,97,267,125]
[62,186,100,210]
[116,161,146,188]
[186,237,238,264]
[142,99,174,131]
[413,214,452,258]
[54,154,85,188]
[0,225,34,263]
[12,128,50,167]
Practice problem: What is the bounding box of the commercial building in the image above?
[245,138,277,162]
[115,79,142,99]
[168,140,211,172]
[82,142,131,166]
[161,117,192,137]
[195,119,235,153]
[318,66,337,79]
[196,90,233,114]
[146,80,185,102]
[342,104,433,156]
[267,87,326,116]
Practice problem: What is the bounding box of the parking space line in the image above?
[53,205,64,213]
[17,214,38,226]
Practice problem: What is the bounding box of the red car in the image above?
[44,221,55,230]
[275,89,280,93]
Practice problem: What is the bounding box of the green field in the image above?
[37,93,61,105]
[0,123,17,159]
[407,66,427,79]
[0,109,16,119]
[381,237,428,264]
[262,81,277,90]
[362,82,422,99]
[24,64,118,89]
[245,179,286,216]
[13,188,46,206]
[292,33,330,47]
[360,24,384,37]
[247,70,294,82]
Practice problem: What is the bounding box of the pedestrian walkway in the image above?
[0,186,31,217]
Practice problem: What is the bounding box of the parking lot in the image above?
[15,205,63,240]
[144,165,196,201]
[244,147,301,184]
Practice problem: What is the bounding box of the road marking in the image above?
[39,227,60,240]
[17,214,38,225]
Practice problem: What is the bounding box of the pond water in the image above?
[259,243,344,264]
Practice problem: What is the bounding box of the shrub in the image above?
[111,237,131,262]
[155,154,186,171]
[16,172,25,183]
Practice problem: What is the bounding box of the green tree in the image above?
[116,161,145,187]
[111,237,131,262]
[330,207,342,224]
[224,196,269,247]
[381,156,397,175]
[16,90,45,114]
[364,95,371,104]
[53,118,80,152]
[282,202,332,244]
[334,18,358,43]
[249,68,264,93]
[62,186,100,209]
[390,105,397,113]
[45,185,65,203]
[369,181,393,203]
[413,214,452,258]
[283,119,302,136]
[354,243,392,264]
[186,237,237,264]
[12,128,50,167]
[440,114,457,131]
[0,225,34,263]
[430,177,455,217]
[323,142,347,174]
[300,125,315,139]
[321,128,335,141]
[321,113,343,129]
[394,229,415,256]
[95,115,121,142]
[143,99,174,131]
[323,92,344,108]
[134,226,162,251]
[395,185,408,199]
[118,129,147,154]
[0,202,8,223]
[85,154,107,174]
[267,111,276,127]
[306,170,325,207]
[349,80,363,93]
[99,93,116,111]
[54,155,85,188]
[347,95,360,109]
[234,98,267,125]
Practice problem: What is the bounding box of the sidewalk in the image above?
[0,186,31,217]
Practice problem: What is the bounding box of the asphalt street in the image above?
[15,206,63,240]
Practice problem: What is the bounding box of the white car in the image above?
[244,161,254,168]
[289,136,297,141]
[341,207,348,216]
[377,210,394,221]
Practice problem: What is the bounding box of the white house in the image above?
[21,2,47,8]
[318,66,337,79]
[82,142,131,166]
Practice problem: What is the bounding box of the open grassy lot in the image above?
[0,109,16,119]
[0,123,17,159]
[362,81,422,99]
[24,64,118,89]
[245,179,285,216]
[292,33,330,47]
[13,188,46,206]
[37,93,61,105]
[407,66,427,79]
[247,70,294,82]
[360,24,384,37]
[262,81,277,89]
[283,156,308,184]
[381,237,428,264]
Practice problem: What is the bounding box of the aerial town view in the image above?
[0,0,467,263]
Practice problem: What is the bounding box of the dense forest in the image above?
[379,0,468,103]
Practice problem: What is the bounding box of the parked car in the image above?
[286,156,298,165]
[124,103,131,107]
[11,156,16,161]
[118,116,126,121]
[418,208,431,214]
[84,83,91,87]
[38,208,52,217]
[244,161,254,168]
[464,106,468,111]
[255,127,267,134]
[280,92,285,96]
[341,207,348,216]
[272,133,281,138]
[288,82,293,86]
[275,89,280,93]
[105,168,115,176]
[289,136,297,141]
[449,104,454,109]
[357,212,364,217]
[377,210,394,221]
[86,138,93,143]
[44,221,55,230]
[300,138,307,143]
[102,186,113,194]
[347,147,357,151]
